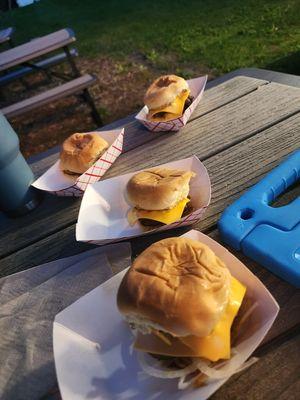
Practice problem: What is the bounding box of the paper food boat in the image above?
[135,76,207,132]
[76,155,211,245]
[32,129,124,197]
[53,229,279,400]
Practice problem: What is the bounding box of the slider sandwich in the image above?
[145,75,194,122]
[117,237,247,389]
[126,168,195,227]
[60,132,109,175]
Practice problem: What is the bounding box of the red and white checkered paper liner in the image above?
[135,75,207,132]
[76,155,211,245]
[32,129,124,197]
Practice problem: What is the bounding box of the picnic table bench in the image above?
[0,28,102,125]
[0,28,75,72]
[0,68,299,400]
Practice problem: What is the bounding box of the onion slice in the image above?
[138,352,198,379]
[178,373,203,390]
[196,353,259,380]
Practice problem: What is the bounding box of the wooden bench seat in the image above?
[0,48,78,86]
[0,28,75,72]
[1,73,98,119]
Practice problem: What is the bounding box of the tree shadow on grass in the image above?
[266,51,300,76]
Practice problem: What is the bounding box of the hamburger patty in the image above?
[183,95,194,111]
[153,95,195,119]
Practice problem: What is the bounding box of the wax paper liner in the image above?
[53,229,279,400]
[135,76,207,132]
[76,155,211,245]
[32,129,124,197]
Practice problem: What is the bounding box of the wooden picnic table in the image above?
[0,69,299,400]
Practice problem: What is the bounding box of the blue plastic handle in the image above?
[219,150,300,249]
[218,149,300,287]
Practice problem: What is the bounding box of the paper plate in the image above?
[76,156,211,245]
[53,229,279,400]
[32,129,124,196]
[135,76,207,132]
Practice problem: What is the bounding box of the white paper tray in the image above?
[76,156,211,245]
[53,229,279,400]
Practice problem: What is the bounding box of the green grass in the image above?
[1,0,300,76]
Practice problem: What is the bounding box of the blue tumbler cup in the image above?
[0,113,41,217]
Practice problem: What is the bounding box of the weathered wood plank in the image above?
[190,76,268,120]
[99,82,300,180]
[0,77,273,258]
[1,119,299,347]
[29,76,268,177]
[211,334,300,400]
[214,67,300,89]
[198,113,300,231]
[1,100,299,265]
[1,222,299,357]
[1,81,299,261]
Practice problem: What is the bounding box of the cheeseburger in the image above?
[126,168,195,227]
[117,237,246,388]
[144,75,194,122]
[60,132,109,175]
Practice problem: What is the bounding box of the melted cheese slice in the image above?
[134,277,246,362]
[180,277,246,361]
[148,90,190,122]
[127,198,189,226]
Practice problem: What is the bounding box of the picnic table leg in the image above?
[82,88,103,126]
[64,45,81,78]
[63,46,103,126]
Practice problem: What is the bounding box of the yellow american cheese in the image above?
[149,90,190,122]
[128,198,190,226]
[134,277,246,362]
[180,277,246,361]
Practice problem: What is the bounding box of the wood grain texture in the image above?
[1,130,299,347]
[98,82,300,181]
[0,111,299,266]
[29,76,268,177]
[198,113,300,230]
[0,77,277,259]
[1,223,298,359]
[1,73,300,400]
[215,67,300,89]
[211,334,300,400]
[190,76,268,120]
[2,122,298,366]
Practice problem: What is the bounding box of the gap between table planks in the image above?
[1,113,299,356]
[1,109,299,271]
[1,77,300,259]
[29,76,268,176]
